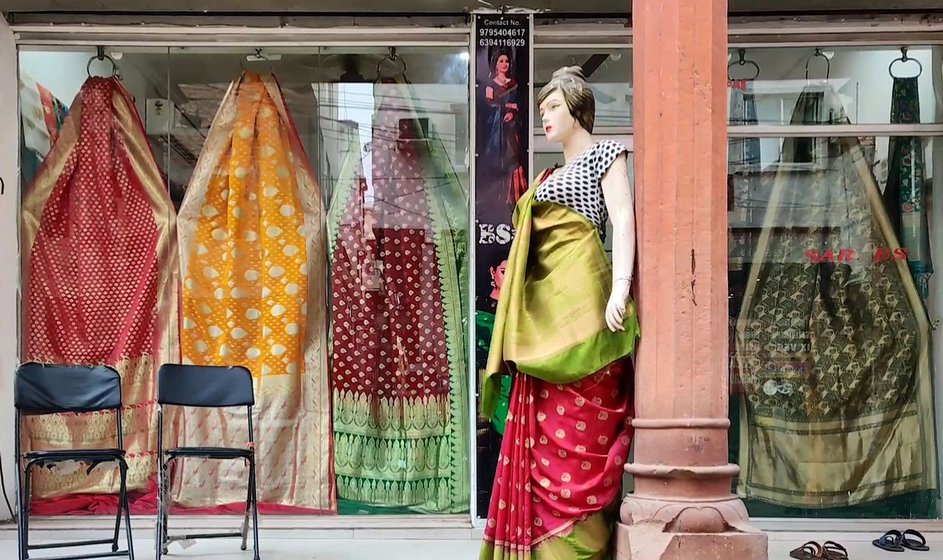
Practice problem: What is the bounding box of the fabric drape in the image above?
[883,76,933,297]
[481,186,640,418]
[480,172,638,559]
[176,72,334,511]
[735,84,938,508]
[329,79,469,513]
[21,76,178,498]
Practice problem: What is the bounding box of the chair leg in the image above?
[119,461,135,560]
[240,460,251,552]
[112,464,123,552]
[249,458,260,560]
[16,461,27,560]
[160,459,171,555]
[22,464,33,560]
[154,459,163,560]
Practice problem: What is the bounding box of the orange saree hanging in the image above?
[21,77,179,501]
[175,72,335,511]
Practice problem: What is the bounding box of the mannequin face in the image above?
[539,89,579,144]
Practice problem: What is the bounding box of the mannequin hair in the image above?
[537,65,595,133]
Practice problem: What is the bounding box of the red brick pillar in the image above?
[615,1,768,559]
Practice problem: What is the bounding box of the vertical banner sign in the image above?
[473,12,532,518]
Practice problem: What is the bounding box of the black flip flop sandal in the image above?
[873,530,906,552]
[790,541,824,560]
[901,529,930,551]
[822,541,848,559]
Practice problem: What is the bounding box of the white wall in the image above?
[0,15,20,522]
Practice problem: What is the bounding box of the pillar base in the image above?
[615,495,768,560]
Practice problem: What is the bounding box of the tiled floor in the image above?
[0,517,941,559]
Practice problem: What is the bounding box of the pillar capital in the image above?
[615,0,768,558]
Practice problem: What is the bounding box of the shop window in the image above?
[729,138,942,518]
[727,45,940,125]
[17,44,470,516]
[727,45,943,520]
[533,48,632,130]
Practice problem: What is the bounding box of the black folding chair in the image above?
[155,364,260,560]
[13,362,135,560]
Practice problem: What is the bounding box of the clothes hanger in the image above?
[727,48,760,81]
[375,47,409,84]
[86,46,118,78]
[889,47,923,78]
[804,47,831,81]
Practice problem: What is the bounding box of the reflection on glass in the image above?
[17,46,470,517]
[534,49,632,128]
[727,120,941,516]
[18,47,176,509]
[166,47,470,515]
[727,45,942,125]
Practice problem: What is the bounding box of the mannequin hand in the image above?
[605,278,631,332]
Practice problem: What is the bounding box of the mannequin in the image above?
[479,66,640,560]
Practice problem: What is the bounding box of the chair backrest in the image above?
[157,364,255,408]
[14,363,123,415]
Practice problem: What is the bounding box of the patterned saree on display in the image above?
[735,85,938,508]
[480,171,640,559]
[883,77,933,297]
[21,77,178,498]
[329,80,469,513]
[177,72,334,511]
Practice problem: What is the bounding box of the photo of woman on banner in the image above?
[478,48,528,213]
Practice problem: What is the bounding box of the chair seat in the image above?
[165,446,253,460]
[25,449,125,461]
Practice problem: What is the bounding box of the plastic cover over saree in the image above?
[735,84,938,508]
[176,72,335,511]
[328,79,469,513]
[21,76,178,498]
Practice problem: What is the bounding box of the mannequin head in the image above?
[537,65,595,144]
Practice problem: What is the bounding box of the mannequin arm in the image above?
[601,152,636,331]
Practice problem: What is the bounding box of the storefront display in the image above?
[735,84,937,509]
[329,78,469,514]
[177,71,334,511]
[6,17,943,527]
[20,74,178,504]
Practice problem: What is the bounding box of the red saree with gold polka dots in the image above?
[480,173,639,559]
[21,77,178,500]
[176,72,334,511]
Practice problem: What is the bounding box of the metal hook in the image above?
[889,46,923,78]
[376,47,408,82]
[727,48,760,81]
[804,48,831,81]
[87,46,117,78]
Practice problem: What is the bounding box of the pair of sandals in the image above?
[790,541,848,559]
[873,529,930,552]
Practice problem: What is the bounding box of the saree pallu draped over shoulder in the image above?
[481,181,640,417]
[480,174,640,560]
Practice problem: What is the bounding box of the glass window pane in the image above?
[728,133,941,518]
[169,46,470,515]
[18,46,173,507]
[727,45,943,125]
[535,48,632,128]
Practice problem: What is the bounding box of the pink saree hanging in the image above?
[21,77,179,501]
[176,72,335,512]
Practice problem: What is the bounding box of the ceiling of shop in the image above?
[2,0,943,14]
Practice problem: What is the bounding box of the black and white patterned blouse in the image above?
[534,140,629,235]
